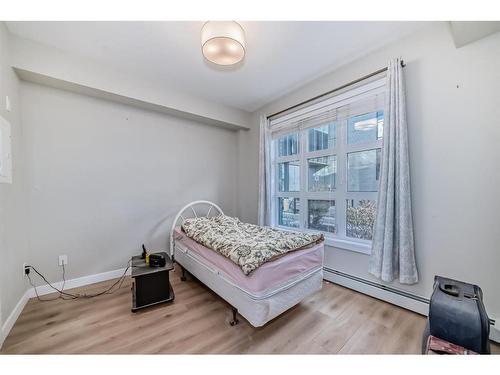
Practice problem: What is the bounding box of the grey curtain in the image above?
[369,58,418,284]
[258,115,272,226]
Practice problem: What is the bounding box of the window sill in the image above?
[274,225,372,255]
[324,237,372,255]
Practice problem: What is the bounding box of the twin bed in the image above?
[169,200,325,327]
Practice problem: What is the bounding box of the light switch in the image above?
[5,96,11,112]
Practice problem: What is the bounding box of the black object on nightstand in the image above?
[131,252,174,312]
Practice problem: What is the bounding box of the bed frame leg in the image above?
[230,307,239,326]
[180,266,187,281]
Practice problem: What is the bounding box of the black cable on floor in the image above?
[27,260,132,302]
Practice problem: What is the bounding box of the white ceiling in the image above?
[6,21,429,112]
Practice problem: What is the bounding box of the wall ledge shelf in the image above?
[13,68,250,132]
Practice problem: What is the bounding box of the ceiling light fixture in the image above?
[201,21,245,66]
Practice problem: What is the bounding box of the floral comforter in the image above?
[181,215,324,275]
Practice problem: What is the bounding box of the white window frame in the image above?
[269,79,385,254]
[0,115,12,184]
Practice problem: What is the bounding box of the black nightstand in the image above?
[131,252,174,312]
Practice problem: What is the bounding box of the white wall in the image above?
[236,117,260,224]
[0,23,28,330]
[242,23,500,320]
[21,81,238,284]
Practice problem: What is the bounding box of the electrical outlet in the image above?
[58,255,68,266]
[23,262,29,276]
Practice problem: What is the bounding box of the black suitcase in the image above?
[425,275,490,354]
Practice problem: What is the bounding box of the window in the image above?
[308,199,336,233]
[346,199,377,240]
[278,160,300,192]
[270,80,384,254]
[308,123,335,151]
[308,155,336,192]
[278,133,299,157]
[278,197,300,228]
[0,116,12,184]
[347,149,381,192]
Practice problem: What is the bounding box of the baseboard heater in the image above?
[323,266,496,328]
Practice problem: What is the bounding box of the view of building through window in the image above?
[273,110,382,248]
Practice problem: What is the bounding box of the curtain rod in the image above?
[267,60,405,120]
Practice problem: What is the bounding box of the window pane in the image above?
[278,197,300,228]
[308,200,336,233]
[346,199,376,240]
[278,161,300,192]
[278,133,299,157]
[347,111,384,145]
[308,155,336,192]
[308,123,336,151]
[347,149,381,192]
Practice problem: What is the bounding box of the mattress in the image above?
[174,226,324,294]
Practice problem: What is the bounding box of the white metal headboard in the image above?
[169,200,224,260]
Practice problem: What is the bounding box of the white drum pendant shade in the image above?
[201,21,245,65]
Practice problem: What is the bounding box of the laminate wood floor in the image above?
[2,267,499,354]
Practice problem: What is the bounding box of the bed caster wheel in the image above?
[230,307,239,326]
[230,319,239,326]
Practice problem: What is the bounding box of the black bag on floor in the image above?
[426,275,490,354]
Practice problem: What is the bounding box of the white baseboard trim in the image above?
[0,266,130,349]
[324,267,430,315]
[323,267,500,343]
[26,267,130,298]
[0,289,30,350]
